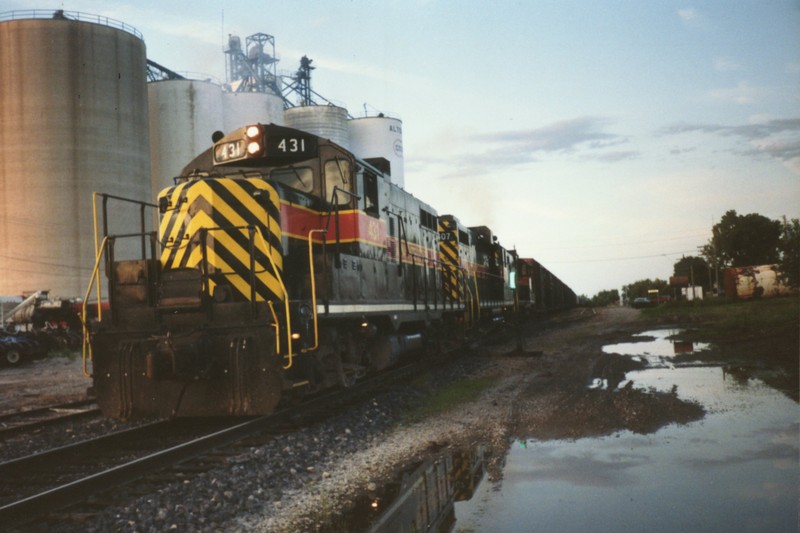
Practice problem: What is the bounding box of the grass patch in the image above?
[406,376,498,421]
[640,296,799,341]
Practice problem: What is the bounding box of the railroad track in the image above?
[0,399,100,439]
[0,360,421,529]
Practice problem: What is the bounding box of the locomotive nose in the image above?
[145,334,213,381]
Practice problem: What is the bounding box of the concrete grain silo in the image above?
[349,115,405,188]
[222,91,285,133]
[148,79,224,194]
[0,11,151,299]
[285,105,351,150]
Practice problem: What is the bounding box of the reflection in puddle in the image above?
[602,328,710,365]
[343,446,486,532]
[455,343,798,532]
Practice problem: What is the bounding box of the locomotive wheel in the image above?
[4,349,22,366]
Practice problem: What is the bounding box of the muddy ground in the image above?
[0,353,90,414]
[1,305,794,531]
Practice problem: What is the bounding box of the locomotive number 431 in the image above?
[266,135,317,157]
[277,138,306,153]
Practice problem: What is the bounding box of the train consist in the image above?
[85,123,575,418]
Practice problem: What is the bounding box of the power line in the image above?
[549,249,699,264]
[0,253,92,272]
[534,232,710,252]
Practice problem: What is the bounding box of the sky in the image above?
[9,0,800,296]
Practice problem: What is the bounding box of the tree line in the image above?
[580,210,799,305]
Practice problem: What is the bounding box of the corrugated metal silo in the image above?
[285,105,351,149]
[149,80,224,194]
[222,91,285,133]
[0,12,150,298]
[349,116,405,188]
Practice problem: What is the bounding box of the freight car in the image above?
[84,123,570,419]
[516,258,577,312]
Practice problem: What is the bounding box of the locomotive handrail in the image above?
[92,192,158,314]
[323,186,360,269]
[253,226,294,368]
[91,192,104,319]
[408,250,444,310]
[456,267,477,328]
[266,300,281,355]
[305,229,328,352]
[472,274,481,322]
[80,236,110,377]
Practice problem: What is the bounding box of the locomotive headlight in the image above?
[245,125,261,139]
[247,141,261,154]
[291,332,301,340]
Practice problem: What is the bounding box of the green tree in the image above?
[672,255,710,290]
[622,278,669,305]
[778,217,800,288]
[591,289,620,306]
[704,210,782,268]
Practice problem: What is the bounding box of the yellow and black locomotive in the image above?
[84,123,573,419]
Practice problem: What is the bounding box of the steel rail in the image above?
[0,399,96,425]
[0,357,434,528]
[0,418,260,527]
[0,399,99,439]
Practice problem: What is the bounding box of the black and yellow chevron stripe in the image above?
[438,219,460,302]
[158,178,284,302]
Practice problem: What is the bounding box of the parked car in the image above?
[632,297,652,309]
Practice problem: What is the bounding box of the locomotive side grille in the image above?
[157,178,284,302]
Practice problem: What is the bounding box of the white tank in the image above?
[349,116,405,188]
[222,91,285,133]
[148,80,224,194]
[285,105,350,149]
[0,13,150,298]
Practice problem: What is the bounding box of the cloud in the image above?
[660,118,800,173]
[713,57,741,72]
[706,81,770,105]
[738,138,800,173]
[670,146,697,155]
[677,7,712,30]
[661,118,800,139]
[413,117,633,179]
[471,116,622,155]
[588,150,640,163]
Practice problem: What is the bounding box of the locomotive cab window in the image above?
[270,166,314,193]
[325,158,352,206]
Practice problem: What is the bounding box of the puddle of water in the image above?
[455,364,799,533]
[351,329,797,532]
[339,446,486,532]
[602,328,711,365]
